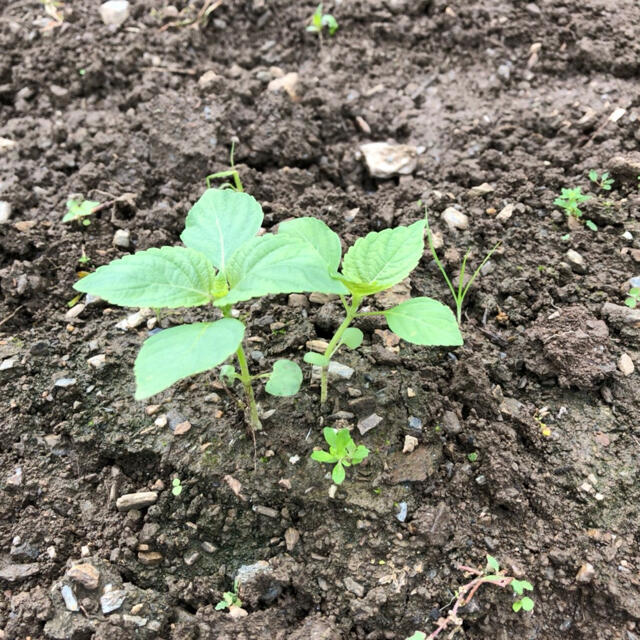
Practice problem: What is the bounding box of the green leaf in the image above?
[334,428,351,454]
[486,555,500,573]
[134,319,244,400]
[180,189,263,271]
[585,219,598,231]
[332,461,346,484]
[304,352,330,367]
[341,221,425,295]
[215,601,228,611]
[219,364,237,383]
[63,199,100,222]
[511,580,524,595]
[215,233,348,306]
[322,13,338,35]
[74,247,217,309]
[323,427,338,448]
[520,596,534,611]
[265,359,302,397]
[311,450,338,463]
[588,169,598,182]
[384,297,463,346]
[351,445,370,463]
[278,217,343,274]
[406,633,426,640]
[342,327,363,349]
[512,600,522,613]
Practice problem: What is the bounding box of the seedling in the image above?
[301,215,462,403]
[554,187,596,231]
[311,427,369,484]
[424,213,499,326]
[625,287,640,309]
[74,188,348,430]
[63,198,100,226]
[406,555,534,639]
[588,169,614,192]
[306,3,338,39]
[171,477,183,496]
[215,579,242,611]
[205,141,243,192]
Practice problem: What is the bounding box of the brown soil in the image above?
[1,1,640,639]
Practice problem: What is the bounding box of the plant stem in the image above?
[320,294,362,404]
[235,342,261,431]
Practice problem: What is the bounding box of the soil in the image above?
[1,1,640,639]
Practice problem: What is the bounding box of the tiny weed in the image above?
[588,169,614,192]
[625,287,640,309]
[306,3,338,38]
[205,141,243,192]
[554,187,596,231]
[467,452,478,462]
[215,579,242,611]
[311,427,369,485]
[63,198,100,226]
[171,477,183,496]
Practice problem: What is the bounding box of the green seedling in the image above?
[311,427,369,484]
[467,452,478,462]
[171,477,183,496]
[588,169,614,192]
[73,188,348,430]
[215,579,242,611]
[625,287,640,309]
[406,555,534,639]
[205,141,243,192]
[306,3,338,38]
[302,215,462,404]
[554,187,596,231]
[63,198,100,226]
[424,213,499,326]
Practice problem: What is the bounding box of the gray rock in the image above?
[61,584,79,611]
[198,70,223,92]
[311,361,354,380]
[100,587,127,613]
[442,207,469,231]
[566,249,586,274]
[618,353,634,376]
[0,562,40,582]
[496,203,515,221]
[99,0,130,26]
[601,302,640,327]
[116,491,158,512]
[123,614,148,627]
[0,201,11,223]
[87,353,106,369]
[344,576,365,597]
[10,542,39,561]
[360,142,418,179]
[67,563,100,590]
[441,410,462,435]
[6,466,23,488]
[357,413,382,435]
[113,229,130,249]
[54,377,76,388]
[395,501,408,522]
[65,303,85,320]
[407,416,423,431]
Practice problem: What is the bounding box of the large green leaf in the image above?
[264,359,302,397]
[277,217,342,274]
[180,189,263,271]
[134,318,244,399]
[74,247,217,308]
[340,221,425,295]
[215,233,348,306]
[384,297,463,346]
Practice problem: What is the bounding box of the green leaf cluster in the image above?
[588,169,614,192]
[554,187,596,231]
[63,198,100,225]
[215,579,241,611]
[625,286,640,309]
[310,427,369,484]
[307,3,338,36]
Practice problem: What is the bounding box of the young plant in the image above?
[300,216,462,404]
[311,427,369,484]
[215,579,242,611]
[625,286,640,309]
[306,3,338,39]
[425,214,499,326]
[554,187,596,231]
[171,477,183,496]
[63,198,100,226]
[73,189,348,430]
[205,141,243,192]
[588,169,614,192]
[406,555,534,640]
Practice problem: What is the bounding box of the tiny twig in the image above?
[0,305,25,329]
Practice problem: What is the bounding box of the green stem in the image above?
[320,295,362,404]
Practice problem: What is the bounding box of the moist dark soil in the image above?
[2,1,640,639]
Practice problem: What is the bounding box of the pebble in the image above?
[6,466,23,487]
[575,562,595,583]
[618,353,634,376]
[403,435,419,453]
[284,527,300,551]
[309,293,337,304]
[0,137,17,153]
[442,207,469,231]
[441,410,462,435]
[565,249,586,274]
[267,72,299,100]
[395,501,408,522]
[198,70,222,91]
[115,308,153,330]
[67,563,100,590]
[0,201,11,223]
[253,505,278,518]
[138,551,163,566]
[173,421,192,435]
[359,142,418,179]
[116,491,158,512]
[496,203,515,221]
[113,229,130,250]
[61,585,79,611]
[65,304,85,320]
[99,0,130,26]
[100,587,127,614]
[184,551,200,566]
[344,576,365,598]
[229,605,248,618]
[357,413,382,435]
[469,182,495,196]
[201,541,216,553]
[311,361,354,380]
[87,353,106,369]
[123,614,148,628]
[54,377,76,388]
[288,293,308,308]
[408,416,423,431]
[0,563,40,582]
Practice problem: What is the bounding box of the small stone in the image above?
[173,421,192,435]
[87,353,106,369]
[0,201,11,223]
[116,491,158,512]
[99,0,130,26]
[201,542,216,553]
[618,353,634,376]
[6,466,23,487]
[154,414,167,428]
[198,70,222,91]
[403,435,419,453]
[441,410,462,435]
[145,404,161,415]
[497,63,511,82]
[253,505,278,518]
[311,361,354,380]
[355,116,371,134]
[309,293,337,304]
[0,563,40,582]
[0,137,17,153]
[267,72,300,100]
[284,527,300,551]
[67,563,100,590]
[328,484,337,498]
[408,416,423,431]
[49,84,69,106]
[229,605,248,618]
[65,304,85,320]
[469,182,494,196]
[442,207,469,231]
[54,377,76,388]
[138,551,163,566]
[61,585,79,611]
[113,229,130,250]
[407,387,416,398]
[575,562,595,583]
[496,203,515,221]
[288,293,308,308]
[360,142,418,179]
[566,249,586,274]
[123,614,148,628]
[395,501,408,522]
[306,339,329,352]
[100,588,126,614]
[344,576,365,598]
[357,413,382,435]
[115,308,153,330]
[184,551,200,566]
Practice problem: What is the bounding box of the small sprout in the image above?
[205,141,243,192]
[406,633,426,640]
[311,427,369,485]
[63,198,100,225]
[554,187,596,231]
[306,3,338,38]
[171,477,183,496]
[215,579,242,611]
[588,169,614,192]
[625,287,640,309]
[467,452,478,462]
